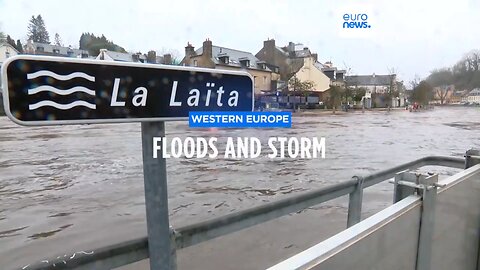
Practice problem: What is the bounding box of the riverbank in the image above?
[294,107,407,116]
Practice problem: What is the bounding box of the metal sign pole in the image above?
[141,121,171,270]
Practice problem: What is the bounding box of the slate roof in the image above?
[468,88,480,96]
[32,42,88,57]
[276,46,312,58]
[103,50,134,62]
[0,42,19,53]
[275,46,289,56]
[97,50,148,62]
[294,49,311,58]
[346,75,394,86]
[195,45,271,71]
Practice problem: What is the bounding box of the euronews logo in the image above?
[343,13,371,29]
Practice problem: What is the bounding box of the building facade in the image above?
[181,39,279,95]
[346,74,398,108]
[255,39,344,99]
[467,88,480,104]
[24,40,90,58]
[0,42,19,64]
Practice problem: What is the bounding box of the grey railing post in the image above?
[347,176,364,227]
[465,149,480,169]
[416,174,439,270]
[393,170,416,203]
[170,228,178,270]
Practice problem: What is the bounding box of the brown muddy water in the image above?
[1,107,479,269]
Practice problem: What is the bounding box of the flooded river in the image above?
[1,107,480,269]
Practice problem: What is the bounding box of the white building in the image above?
[467,88,480,104]
[0,42,19,64]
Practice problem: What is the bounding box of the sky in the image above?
[0,0,479,83]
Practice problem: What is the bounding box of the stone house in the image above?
[0,42,19,64]
[346,74,398,108]
[24,40,90,58]
[181,39,279,95]
[255,39,344,101]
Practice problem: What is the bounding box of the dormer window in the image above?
[239,58,250,68]
[218,55,229,64]
[257,63,266,70]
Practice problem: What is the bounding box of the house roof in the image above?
[96,50,148,62]
[346,75,394,86]
[276,45,312,58]
[32,42,88,57]
[275,46,289,56]
[103,50,134,62]
[195,45,272,71]
[453,90,468,96]
[0,42,19,53]
[294,49,311,58]
[468,88,480,95]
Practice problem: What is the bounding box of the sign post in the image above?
[1,55,254,269]
[141,121,172,270]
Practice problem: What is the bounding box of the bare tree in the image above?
[386,67,399,110]
[464,50,480,72]
[410,74,421,89]
[435,86,451,104]
[427,68,454,104]
[54,33,63,46]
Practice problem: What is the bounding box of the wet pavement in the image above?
[1,107,479,269]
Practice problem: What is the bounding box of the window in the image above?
[5,51,10,58]
[193,60,198,66]
[53,49,60,54]
[240,59,250,67]
[219,56,229,64]
[263,76,267,84]
[36,46,44,52]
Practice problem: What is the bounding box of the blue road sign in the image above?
[1,55,254,126]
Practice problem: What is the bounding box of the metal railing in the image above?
[20,155,467,270]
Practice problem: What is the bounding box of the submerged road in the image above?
[1,107,479,269]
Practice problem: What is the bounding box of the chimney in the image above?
[312,53,318,62]
[99,49,107,60]
[163,53,172,65]
[25,39,35,54]
[288,42,295,53]
[203,38,212,58]
[132,53,140,62]
[147,50,157,63]
[185,42,195,59]
[264,38,275,51]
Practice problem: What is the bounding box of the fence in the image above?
[20,154,472,270]
[269,155,480,270]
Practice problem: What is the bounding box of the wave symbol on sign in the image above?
[27,70,96,110]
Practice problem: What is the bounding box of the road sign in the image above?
[1,55,254,126]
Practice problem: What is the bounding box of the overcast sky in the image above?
[0,0,478,83]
